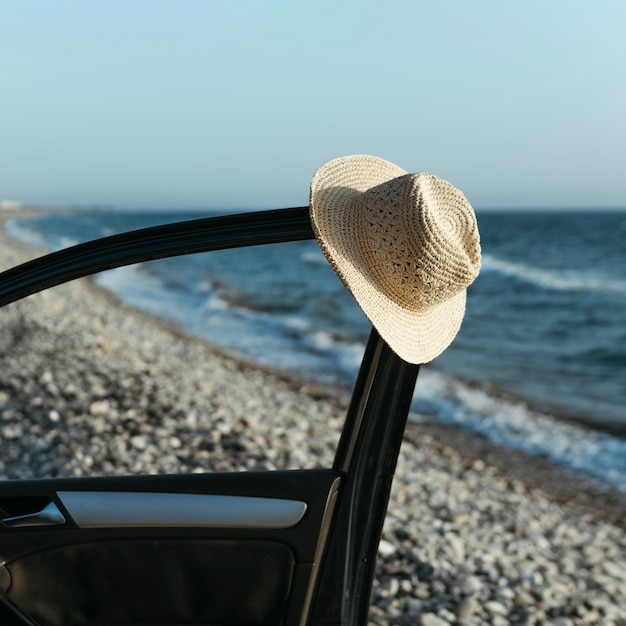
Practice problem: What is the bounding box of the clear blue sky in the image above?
[1,1,625,210]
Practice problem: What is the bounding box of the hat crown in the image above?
[309,154,482,363]
[358,173,481,313]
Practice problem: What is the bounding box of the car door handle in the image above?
[1,501,66,528]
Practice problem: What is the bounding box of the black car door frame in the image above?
[0,207,420,626]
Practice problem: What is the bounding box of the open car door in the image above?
[0,208,419,626]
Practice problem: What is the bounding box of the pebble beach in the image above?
[1,214,625,626]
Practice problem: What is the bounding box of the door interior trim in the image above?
[57,491,307,529]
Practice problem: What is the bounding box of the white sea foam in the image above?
[285,316,310,333]
[6,220,80,253]
[308,330,335,350]
[95,265,173,312]
[4,220,51,249]
[482,254,626,295]
[204,292,230,311]
[59,237,80,249]
[196,279,213,294]
[301,250,327,265]
[412,369,626,492]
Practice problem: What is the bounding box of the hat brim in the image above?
[310,155,466,364]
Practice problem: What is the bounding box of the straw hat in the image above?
[309,155,481,364]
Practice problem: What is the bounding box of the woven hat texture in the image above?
[309,155,481,364]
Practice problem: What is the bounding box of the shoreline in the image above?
[2,211,626,624]
[2,211,624,524]
[7,209,625,439]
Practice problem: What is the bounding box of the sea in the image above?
[5,209,626,492]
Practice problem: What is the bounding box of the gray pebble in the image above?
[420,613,450,626]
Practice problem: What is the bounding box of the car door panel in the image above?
[0,470,341,625]
[5,539,294,626]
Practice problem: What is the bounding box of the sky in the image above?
[1,1,625,210]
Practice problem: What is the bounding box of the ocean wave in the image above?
[482,254,626,296]
[412,369,626,492]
